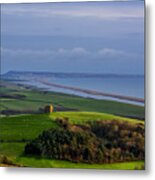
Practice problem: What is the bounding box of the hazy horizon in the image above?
[2,70,144,76]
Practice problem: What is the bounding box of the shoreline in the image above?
[37,79,144,104]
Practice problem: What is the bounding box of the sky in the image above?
[1,1,144,74]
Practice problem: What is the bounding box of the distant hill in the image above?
[2,71,144,80]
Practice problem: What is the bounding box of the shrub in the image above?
[25,118,145,163]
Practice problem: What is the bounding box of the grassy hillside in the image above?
[0,114,58,141]
[0,112,143,142]
[51,111,144,125]
[0,113,144,169]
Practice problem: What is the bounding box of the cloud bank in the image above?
[1,47,143,74]
[1,47,135,62]
[1,2,144,20]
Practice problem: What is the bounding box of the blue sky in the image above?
[1,1,144,74]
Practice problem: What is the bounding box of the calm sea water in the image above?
[46,76,144,98]
[17,76,144,105]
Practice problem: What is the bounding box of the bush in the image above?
[25,118,145,163]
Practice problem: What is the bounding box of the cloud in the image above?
[1,47,89,59]
[57,48,89,56]
[1,2,144,20]
[98,48,126,56]
[1,47,136,62]
[1,47,143,74]
[1,2,144,38]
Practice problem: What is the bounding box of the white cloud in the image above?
[1,3,144,20]
[98,48,127,56]
[1,47,135,62]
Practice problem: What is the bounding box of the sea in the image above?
[17,75,144,106]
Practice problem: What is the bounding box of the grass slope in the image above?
[50,111,144,125]
[0,112,144,169]
[0,114,58,141]
[0,112,143,142]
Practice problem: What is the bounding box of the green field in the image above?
[0,80,144,119]
[0,114,58,141]
[0,80,145,169]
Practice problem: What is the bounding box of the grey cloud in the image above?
[1,47,135,62]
